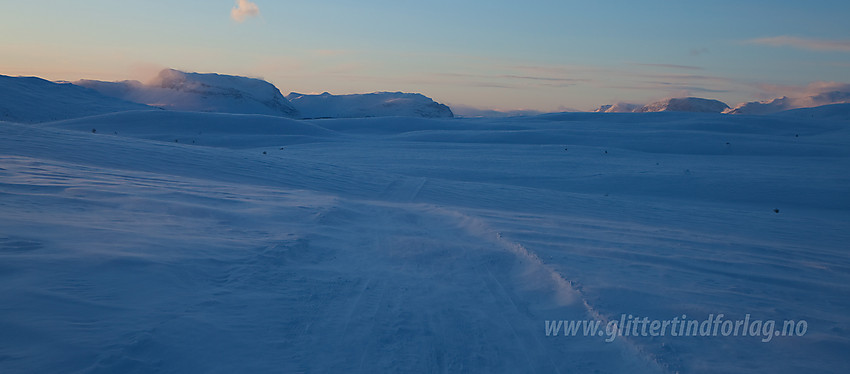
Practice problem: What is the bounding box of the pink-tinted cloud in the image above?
[757,81,850,97]
[630,63,704,71]
[231,0,260,23]
[747,36,850,52]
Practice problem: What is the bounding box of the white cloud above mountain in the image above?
[231,0,260,23]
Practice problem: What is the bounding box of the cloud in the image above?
[429,71,588,90]
[689,48,709,56]
[747,36,850,52]
[630,63,704,71]
[231,0,260,23]
[314,49,351,57]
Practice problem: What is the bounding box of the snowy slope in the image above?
[594,102,641,113]
[0,75,150,123]
[286,91,453,119]
[725,96,795,115]
[2,108,850,373]
[727,89,850,115]
[593,98,729,113]
[636,97,730,113]
[726,83,850,115]
[39,110,337,149]
[774,103,850,121]
[76,69,300,118]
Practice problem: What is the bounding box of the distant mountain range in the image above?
[2,69,849,123]
[286,91,453,119]
[594,88,850,115]
[725,88,850,115]
[595,97,729,113]
[1,69,454,124]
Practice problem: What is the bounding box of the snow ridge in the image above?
[0,75,150,123]
[636,97,730,113]
[594,98,729,113]
[286,91,454,119]
[594,103,641,113]
[726,89,850,115]
[77,69,301,118]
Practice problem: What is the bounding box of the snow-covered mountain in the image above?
[286,91,454,119]
[450,105,545,118]
[592,98,729,113]
[594,102,641,113]
[76,69,300,118]
[636,97,730,113]
[0,75,150,123]
[775,103,850,121]
[726,87,850,115]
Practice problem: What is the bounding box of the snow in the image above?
[286,91,454,119]
[2,86,850,373]
[594,102,641,113]
[76,69,300,118]
[0,75,150,123]
[726,85,850,115]
[593,98,729,113]
[450,105,545,118]
[75,70,454,120]
[776,103,850,121]
[635,97,730,113]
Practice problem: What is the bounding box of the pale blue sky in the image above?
[2,0,849,111]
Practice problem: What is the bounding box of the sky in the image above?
[2,0,849,112]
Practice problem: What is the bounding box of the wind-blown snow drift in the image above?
[636,97,730,113]
[0,75,150,123]
[2,107,850,373]
[726,84,850,115]
[286,92,454,119]
[594,97,730,113]
[76,69,301,118]
[594,102,641,113]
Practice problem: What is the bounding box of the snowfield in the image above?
[1,108,849,373]
[286,92,454,119]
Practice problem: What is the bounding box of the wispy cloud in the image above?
[313,49,352,57]
[630,63,704,71]
[642,82,729,93]
[231,0,260,23]
[689,48,709,56]
[756,81,850,98]
[430,71,587,89]
[747,36,850,52]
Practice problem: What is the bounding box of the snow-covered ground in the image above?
[0,76,150,123]
[286,92,454,119]
[76,69,300,118]
[1,108,849,373]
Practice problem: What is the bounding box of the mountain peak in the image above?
[285,91,453,119]
[77,69,300,118]
[636,97,730,113]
